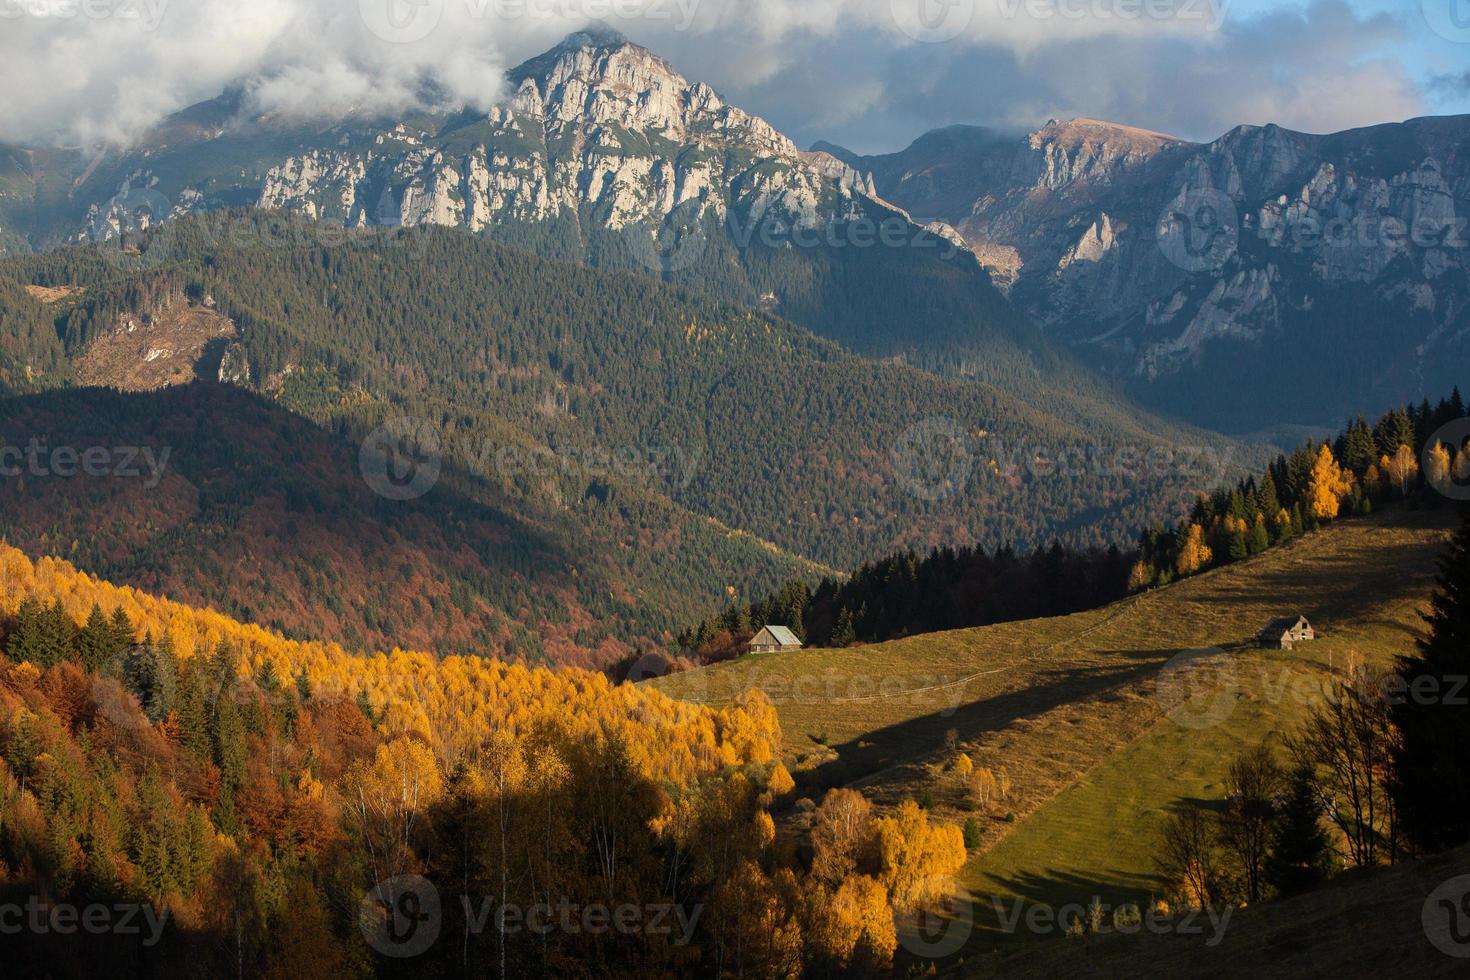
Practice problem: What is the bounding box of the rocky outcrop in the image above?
[840,114,1470,425]
[71,28,896,264]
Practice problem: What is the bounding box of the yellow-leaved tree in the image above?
[805,874,896,974]
[1426,441,1452,488]
[1308,444,1354,519]
[810,788,874,887]
[873,799,967,913]
[1382,444,1419,497]
[1175,524,1213,577]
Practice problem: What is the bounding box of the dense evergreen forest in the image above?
[0,214,1244,663]
[681,390,1469,658]
[0,383,816,666]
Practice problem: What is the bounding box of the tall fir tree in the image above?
[108,605,136,653]
[1390,509,1470,852]
[1265,765,1340,896]
[5,597,46,664]
[76,603,113,672]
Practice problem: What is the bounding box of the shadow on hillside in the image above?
[968,866,1166,941]
[1194,534,1441,622]
[797,657,1166,797]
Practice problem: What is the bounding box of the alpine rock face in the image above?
[0,27,1024,378]
[1,29,1464,429]
[830,116,1470,429]
[250,27,879,241]
[1,27,892,270]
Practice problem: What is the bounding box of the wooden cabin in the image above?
[749,625,802,654]
[1258,615,1315,650]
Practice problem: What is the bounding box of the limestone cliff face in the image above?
[837,114,1470,423]
[7,30,1466,427]
[144,29,890,253]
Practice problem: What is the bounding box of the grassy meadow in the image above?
[651,507,1459,952]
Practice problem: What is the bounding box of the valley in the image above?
[0,214,1243,664]
[0,12,1467,980]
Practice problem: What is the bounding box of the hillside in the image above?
[0,214,1245,577]
[0,542,802,977]
[0,382,820,666]
[652,507,1459,958]
[958,842,1470,978]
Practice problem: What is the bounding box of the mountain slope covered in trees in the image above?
[0,544,978,977]
[0,382,819,666]
[0,215,1246,664]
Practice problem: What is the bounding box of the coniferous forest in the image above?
[3,10,1470,980]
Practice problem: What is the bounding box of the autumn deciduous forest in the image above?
[0,545,965,977]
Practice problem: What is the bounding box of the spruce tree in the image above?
[127,633,179,723]
[76,603,112,672]
[1229,530,1249,561]
[39,599,76,666]
[176,658,212,759]
[1248,518,1270,555]
[1265,766,1339,896]
[830,607,856,648]
[1390,509,1470,852]
[108,606,136,654]
[1374,408,1415,459]
[1340,418,1376,473]
[1258,470,1282,527]
[5,597,45,664]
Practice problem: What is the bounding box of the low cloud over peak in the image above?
[0,0,1454,153]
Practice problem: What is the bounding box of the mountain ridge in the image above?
[835,113,1470,429]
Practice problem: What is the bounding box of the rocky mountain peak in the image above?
[506,27,793,158]
[1029,117,1188,156]
[559,22,633,50]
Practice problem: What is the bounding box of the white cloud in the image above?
[0,0,1437,151]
